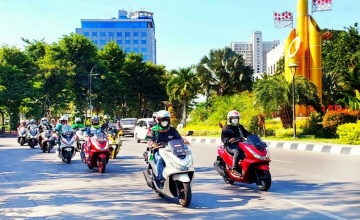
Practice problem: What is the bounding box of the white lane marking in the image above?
[282,199,347,220]
[271,159,294,164]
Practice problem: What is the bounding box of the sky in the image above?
[0,0,358,71]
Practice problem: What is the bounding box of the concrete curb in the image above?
[187,137,360,156]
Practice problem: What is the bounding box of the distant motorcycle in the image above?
[81,128,110,173]
[56,125,76,164]
[27,124,38,149]
[214,134,271,191]
[17,127,27,146]
[143,140,195,207]
[75,128,86,152]
[107,124,122,159]
[40,128,53,153]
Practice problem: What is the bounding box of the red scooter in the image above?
[80,128,110,173]
[214,134,271,191]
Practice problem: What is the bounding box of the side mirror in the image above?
[185,131,194,136]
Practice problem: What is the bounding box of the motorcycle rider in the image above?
[72,117,85,130]
[221,110,252,176]
[101,115,111,132]
[86,115,105,136]
[54,115,69,151]
[27,119,37,130]
[17,120,27,143]
[38,118,51,147]
[115,120,122,130]
[147,110,183,187]
[50,118,56,129]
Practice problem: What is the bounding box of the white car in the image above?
[134,118,155,143]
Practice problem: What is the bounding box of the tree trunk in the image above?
[279,105,293,129]
[182,96,187,128]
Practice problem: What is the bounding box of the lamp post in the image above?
[89,63,100,118]
[289,63,298,138]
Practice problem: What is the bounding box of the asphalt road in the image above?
[0,136,359,220]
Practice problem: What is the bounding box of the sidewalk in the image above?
[187,136,360,156]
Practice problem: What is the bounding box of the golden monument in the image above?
[284,0,326,116]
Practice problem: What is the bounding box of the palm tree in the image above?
[254,74,321,128]
[166,66,200,127]
[197,47,253,104]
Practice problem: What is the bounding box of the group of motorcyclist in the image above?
[18,109,250,182]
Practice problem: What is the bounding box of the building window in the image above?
[143,55,147,60]
[84,32,89,37]
[109,32,114,37]
[125,47,131,52]
[100,40,106,45]
[117,40,122,44]
[141,32,147,37]
[133,48,139,52]
[125,32,130,37]
[125,40,130,44]
[100,32,106,37]
[141,40,147,44]
[93,40,97,44]
[117,32,122,37]
[141,48,147,52]
[133,40,139,44]
[92,32,97,37]
[133,32,139,37]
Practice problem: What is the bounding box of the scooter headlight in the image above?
[245,146,270,161]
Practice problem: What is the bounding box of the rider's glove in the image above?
[150,143,158,149]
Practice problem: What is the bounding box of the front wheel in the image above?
[66,150,72,164]
[135,134,140,143]
[256,170,272,191]
[178,182,192,207]
[98,158,107,173]
[111,147,117,159]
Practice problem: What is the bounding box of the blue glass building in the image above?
[76,10,156,63]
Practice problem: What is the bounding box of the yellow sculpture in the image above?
[284,0,323,117]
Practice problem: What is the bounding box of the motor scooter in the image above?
[56,125,76,164]
[40,128,54,153]
[75,128,86,152]
[107,124,122,159]
[143,139,195,207]
[27,124,39,149]
[214,134,271,191]
[80,128,110,173]
[17,126,27,146]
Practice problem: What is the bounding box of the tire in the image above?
[20,139,25,146]
[98,158,107,173]
[223,177,235,185]
[42,146,46,153]
[111,147,117,159]
[256,170,272,191]
[178,182,192,207]
[29,144,35,149]
[88,165,94,169]
[47,145,51,153]
[66,150,72,164]
[156,191,164,198]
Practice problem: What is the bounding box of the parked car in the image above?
[134,118,155,143]
[120,118,137,137]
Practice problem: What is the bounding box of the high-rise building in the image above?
[76,10,156,63]
[267,42,285,75]
[230,31,280,79]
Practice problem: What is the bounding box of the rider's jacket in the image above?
[221,124,251,145]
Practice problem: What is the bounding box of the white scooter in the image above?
[143,139,195,207]
[17,127,27,146]
[75,128,86,152]
[56,125,76,164]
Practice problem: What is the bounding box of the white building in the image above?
[230,31,280,79]
[266,42,285,75]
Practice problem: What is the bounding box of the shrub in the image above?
[322,110,359,136]
[336,121,360,145]
[275,128,303,138]
[302,112,323,135]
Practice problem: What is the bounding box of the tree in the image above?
[0,46,36,130]
[166,66,200,127]
[254,74,321,128]
[197,47,253,103]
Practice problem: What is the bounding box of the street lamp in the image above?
[89,62,100,118]
[289,63,298,138]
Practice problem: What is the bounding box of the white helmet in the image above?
[227,110,240,126]
[157,110,171,129]
[75,117,81,123]
[59,115,68,122]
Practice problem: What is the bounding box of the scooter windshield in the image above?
[19,127,26,135]
[245,134,267,149]
[29,125,38,135]
[94,129,108,142]
[167,139,190,156]
[45,129,52,138]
